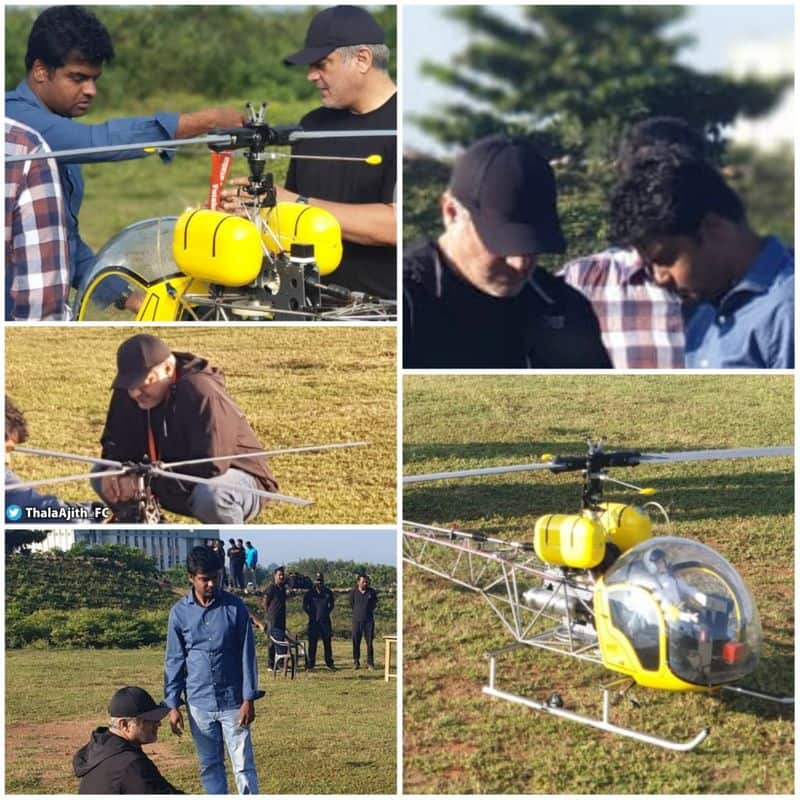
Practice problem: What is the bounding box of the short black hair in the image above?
[273,565,285,576]
[26,6,115,71]
[618,116,710,174]
[187,546,222,576]
[609,149,745,249]
[5,396,29,443]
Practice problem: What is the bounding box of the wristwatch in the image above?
[296,195,309,204]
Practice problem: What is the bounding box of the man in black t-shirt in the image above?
[281,6,396,299]
[264,566,288,669]
[404,135,612,368]
[348,573,378,670]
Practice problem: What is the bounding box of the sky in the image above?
[213,528,397,566]
[402,4,795,154]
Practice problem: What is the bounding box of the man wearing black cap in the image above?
[92,333,277,523]
[224,5,397,300]
[73,685,182,794]
[303,572,336,670]
[403,134,611,368]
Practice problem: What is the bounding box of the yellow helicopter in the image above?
[10,103,396,321]
[403,441,793,751]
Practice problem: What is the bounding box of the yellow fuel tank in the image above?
[594,503,653,554]
[260,202,342,276]
[534,514,606,569]
[173,209,263,286]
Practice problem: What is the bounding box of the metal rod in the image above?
[149,467,312,506]
[288,129,395,140]
[9,468,130,491]
[404,461,553,484]
[482,686,709,752]
[14,446,123,468]
[6,134,234,163]
[162,441,369,469]
[721,685,794,704]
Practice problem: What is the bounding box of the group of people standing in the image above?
[207,538,259,592]
[263,565,380,671]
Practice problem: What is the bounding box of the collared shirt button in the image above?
[717,314,727,324]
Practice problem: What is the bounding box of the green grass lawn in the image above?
[403,374,794,793]
[6,645,396,794]
[6,325,396,524]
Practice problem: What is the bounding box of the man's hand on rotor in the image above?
[169,708,184,736]
[219,178,295,215]
[99,474,138,504]
[238,699,255,727]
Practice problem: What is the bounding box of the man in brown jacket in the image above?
[93,334,277,523]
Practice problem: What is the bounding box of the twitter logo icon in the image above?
[6,505,22,522]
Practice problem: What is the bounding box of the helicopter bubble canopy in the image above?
[600,536,762,689]
[75,217,181,320]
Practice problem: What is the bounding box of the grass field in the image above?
[6,325,396,524]
[402,374,794,794]
[6,645,397,794]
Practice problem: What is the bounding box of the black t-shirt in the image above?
[403,241,613,369]
[285,94,397,299]
[264,583,287,629]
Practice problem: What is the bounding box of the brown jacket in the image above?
[100,352,277,516]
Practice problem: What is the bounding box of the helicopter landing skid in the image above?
[721,684,794,705]
[482,643,710,752]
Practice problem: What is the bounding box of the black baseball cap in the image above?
[112,334,171,390]
[449,134,566,257]
[108,686,169,721]
[315,572,324,581]
[284,5,385,66]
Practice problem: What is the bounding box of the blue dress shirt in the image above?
[685,236,794,369]
[5,80,179,288]
[165,588,258,712]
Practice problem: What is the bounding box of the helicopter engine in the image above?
[594,537,762,691]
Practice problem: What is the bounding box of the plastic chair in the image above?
[269,633,307,679]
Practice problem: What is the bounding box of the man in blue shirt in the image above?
[6,6,244,294]
[610,149,793,368]
[244,540,259,590]
[165,546,260,794]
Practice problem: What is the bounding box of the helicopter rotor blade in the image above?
[287,129,395,141]
[638,446,793,464]
[405,445,793,485]
[149,467,312,506]
[5,134,234,164]
[404,461,556,484]
[161,441,369,470]
[14,446,123,469]
[8,467,131,491]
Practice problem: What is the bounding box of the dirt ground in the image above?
[6,717,195,793]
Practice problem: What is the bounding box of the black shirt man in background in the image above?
[348,573,378,670]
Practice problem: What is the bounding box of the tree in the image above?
[406,7,791,256]
[6,530,47,555]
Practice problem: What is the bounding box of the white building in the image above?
[31,529,212,571]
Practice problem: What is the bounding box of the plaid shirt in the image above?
[5,117,70,320]
[559,248,684,368]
